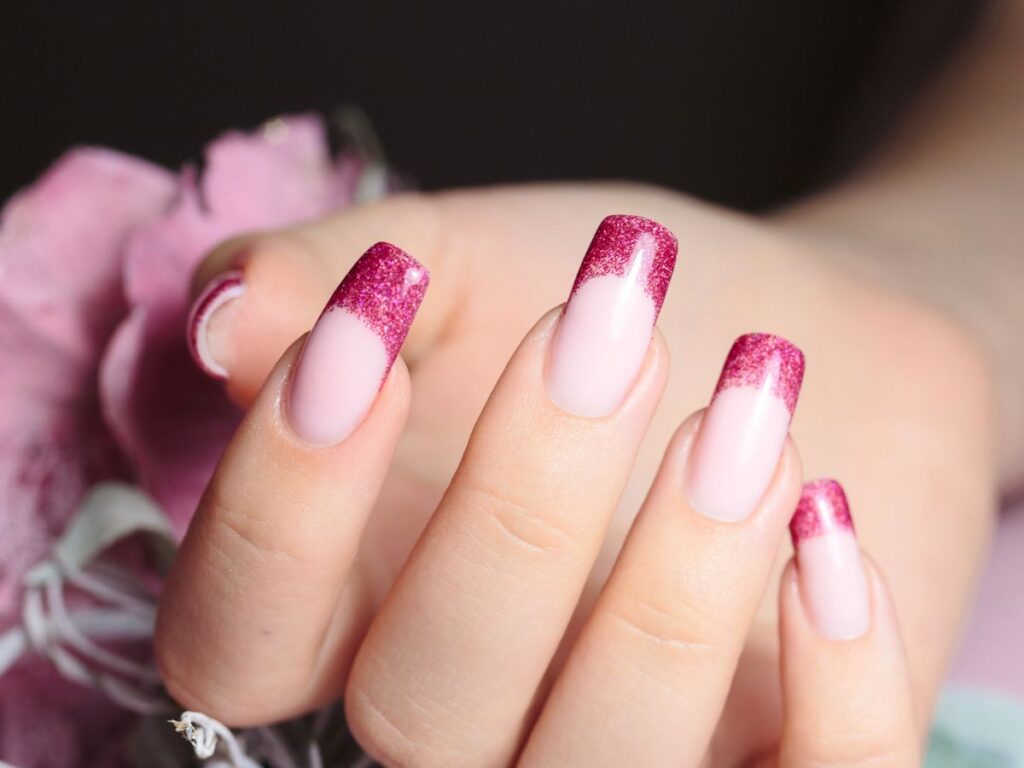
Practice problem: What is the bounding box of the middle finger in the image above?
[345,215,676,767]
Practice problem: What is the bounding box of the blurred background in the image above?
[2,0,984,207]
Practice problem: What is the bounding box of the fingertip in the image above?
[780,526,907,657]
[187,268,246,381]
[779,544,921,766]
[189,233,258,297]
[779,501,916,709]
[188,233,333,405]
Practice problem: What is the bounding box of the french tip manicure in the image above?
[715,333,806,415]
[791,478,869,640]
[187,270,246,381]
[789,478,854,547]
[687,332,805,522]
[579,214,679,313]
[287,242,428,447]
[325,241,429,367]
[546,214,678,417]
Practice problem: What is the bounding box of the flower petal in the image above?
[100,115,363,536]
[0,149,175,620]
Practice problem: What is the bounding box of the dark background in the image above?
[3,1,982,210]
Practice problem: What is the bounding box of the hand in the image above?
[157,185,994,764]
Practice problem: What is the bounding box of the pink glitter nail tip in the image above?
[712,332,805,415]
[187,270,246,381]
[323,241,429,368]
[790,479,855,544]
[569,214,678,314]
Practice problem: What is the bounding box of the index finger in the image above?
[157,243,427,726]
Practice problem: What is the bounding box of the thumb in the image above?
[187,193,459,405]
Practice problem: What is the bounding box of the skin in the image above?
[156,183,992,765]
[158,266,926,765]
[157,1,1023,764]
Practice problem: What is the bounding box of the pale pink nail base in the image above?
[187,270,246,380]
[687,385,792,521]
[791,480,870,640]
[687,333,805,521]
[288,242,428,447]
[547,214,677,417]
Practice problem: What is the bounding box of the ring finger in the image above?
[520,334,805,767]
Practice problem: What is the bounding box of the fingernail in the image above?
[546,214,677,417]
[687,333,805,521]
[288,242,429,446]
[187,270,246,380]
[790,480,869,640]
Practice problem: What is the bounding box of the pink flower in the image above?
[0,115,374,766]
[101,116,367,538]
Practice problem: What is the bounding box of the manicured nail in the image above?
[790,480,869,640]
[187,270,246,380]
[546,214,677,417]
[687,333,805,521]
[288,242,428,446]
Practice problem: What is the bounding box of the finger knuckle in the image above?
[202,481,329,573]
[234,231,314,269]
[601,587,725,673]
[345,683,467,768]
[210,499,319,572]
[157,651,257,727]
[455,479,579,560]
[789,722,921,768]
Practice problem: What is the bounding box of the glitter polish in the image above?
[546,215,678,417]
[687,333,805,521]
[790,479,869,640]
[288,242,429,446]
[187,270,246,380]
